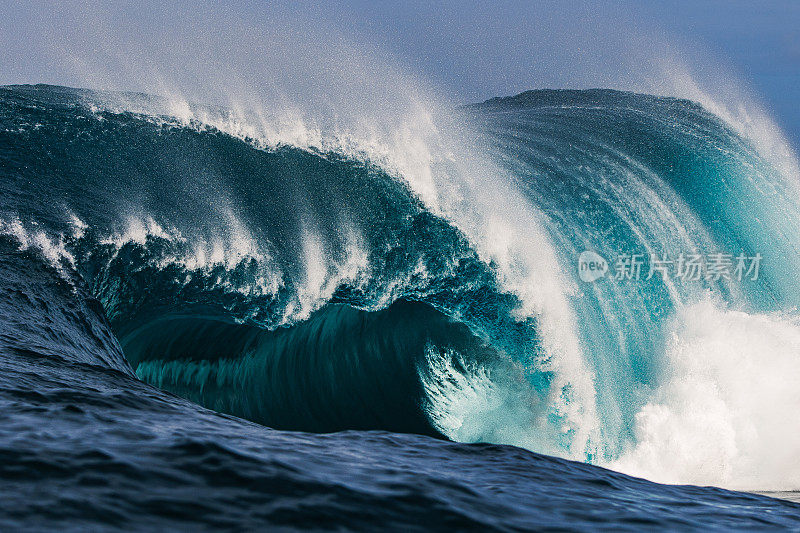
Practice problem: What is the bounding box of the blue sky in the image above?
[334,0,800,148]
[2,1,798,148]
[638,1,800,151]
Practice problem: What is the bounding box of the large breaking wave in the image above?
[2,82,800,494]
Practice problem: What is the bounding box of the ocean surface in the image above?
[1,84,799,530]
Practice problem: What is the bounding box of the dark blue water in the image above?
[1,84,799,530]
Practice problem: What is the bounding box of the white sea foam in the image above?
[608,299,800,491]
[0,217,76,275]
[99,213,282,298]
[421,345,569,457]
[287,225,370,323]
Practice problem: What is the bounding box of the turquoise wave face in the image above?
[128,300,509,437]
[3,84,800,488]
[471,91,800,483]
